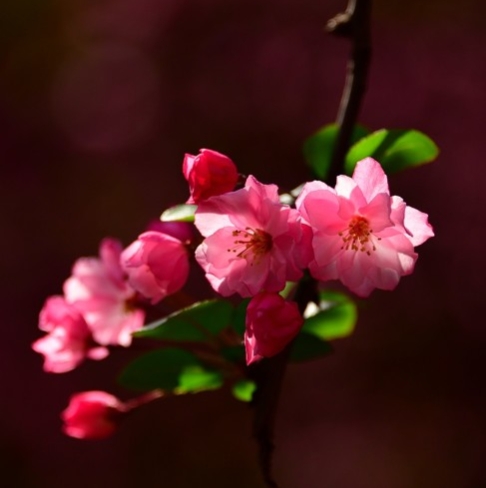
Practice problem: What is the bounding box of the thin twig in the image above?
[249,278,318,488]
[249,346,291,488]
[327,0,372,184]
[250,2,373,486]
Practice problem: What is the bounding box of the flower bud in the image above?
[62,391,126,439]
[145,219,194,244]
[244,292,303,365]
[121,231,189,304]
[183,148,238,204]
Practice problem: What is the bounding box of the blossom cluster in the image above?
[34,148,433,438]
[33,232,190,373]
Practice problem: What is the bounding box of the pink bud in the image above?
[183,148,238,204]
[121,231,189,304]
[244,292,303,365]
[145,219,194,243]
[61,391,127,440]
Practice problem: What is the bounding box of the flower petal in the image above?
[403,205,434,246]
[352,158,390,202]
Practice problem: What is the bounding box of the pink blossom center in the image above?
[124,294,139,313]
[339,216,378,255]
[228,228,273,264]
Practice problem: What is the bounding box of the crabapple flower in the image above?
[32,296,108,373]
[121,231,190,304]
[183,148,238,204]
[296,158,434,297]
[195,175,312,297]
[244,292,303,365]
[62,391,127,439]
[64,238,145,347]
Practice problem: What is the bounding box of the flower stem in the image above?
[327,0,372,184]
[249,1,373,486]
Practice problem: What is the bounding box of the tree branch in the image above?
[249,2,373,486]
[249,278,318,488]
[327,0,372,184]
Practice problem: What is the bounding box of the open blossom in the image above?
[296,158,434,297]
[121,231,189,304]
[195,175,312,297]
[183,148,238,204]
[64,238,145,347]
[62,391,127,439]
[32,296,108,373]
[244,292,303,365]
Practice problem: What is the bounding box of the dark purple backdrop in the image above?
[2,1,486,487]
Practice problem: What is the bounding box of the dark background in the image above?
[2,0,486,487]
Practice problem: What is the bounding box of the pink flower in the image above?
[121,231,190,304]
[64,238,145,346]
[62,391,127,439]
[244,292,303,365]
[296,158,434,297]
[194,175,312,297]
[183,148,238,204]
[32,296,108,373]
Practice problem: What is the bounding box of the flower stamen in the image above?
[340,216,376,255]
[227,227,273,264]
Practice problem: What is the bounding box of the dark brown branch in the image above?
[249,344,291,488]
[249,2,372,486]
[327,0,372,184]
[249,278,318,488]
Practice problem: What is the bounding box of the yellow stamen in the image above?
[340,216,377,255]
[227,227,273,265]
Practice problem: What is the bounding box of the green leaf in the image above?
[302,290,357,341]
[178,366,224,393]
[231,299,250,336]
[160,204,197,222]
[345,129,439,174]
[134,299,234,342]
[220,345,245,364]
[304,123,370,179]
[232,380,256,402]
[290,333,333,362]
[118,348,223,393]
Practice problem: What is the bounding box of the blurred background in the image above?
[2,0,486,486]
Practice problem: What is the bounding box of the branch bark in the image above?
[249,278,318,488]
[327,0,372,184]
[250,2,372,486]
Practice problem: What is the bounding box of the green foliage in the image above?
[232,380,256,402]
[160,204,197,222]
[220,345,245,364]
[178,366,224,393]
[302,290,357,340]
[345,129,439,174]
[134,299,234,342]
[118,348,223,393]
[290,333,333,362]
[304,124,438,180]
[304,124,369,179]
[122,289,356,394]
[231,298,250,336]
